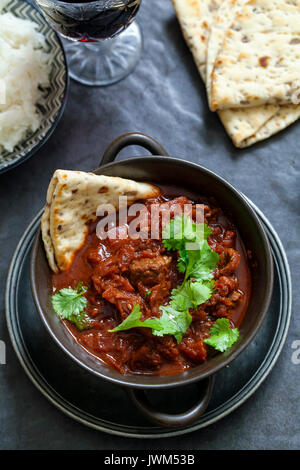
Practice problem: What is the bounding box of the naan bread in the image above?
[218,105,280,146]
[206,0,243,106]
[206,0,279,145]
[171,0,222,80]
[41,170,161,273]
[171,0,278,146]
[172,0,300,146]
[241,103,300,147]
[210,0,300,111]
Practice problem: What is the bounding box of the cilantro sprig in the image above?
[109,303,193,344]
[52,217,240,353]
[51,282,91,331]
[110,215,221,344]
[162,215,214,275]
[204,318,239,352]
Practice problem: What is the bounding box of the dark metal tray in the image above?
[5,198,292,438]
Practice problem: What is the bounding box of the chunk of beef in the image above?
[129,345,162,371]
[129,255,172,287]
[179,337,208,364]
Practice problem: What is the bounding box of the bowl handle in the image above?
[99,132,169,166]
[126,376,215,428]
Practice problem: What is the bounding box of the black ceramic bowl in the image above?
[30,132,274,428]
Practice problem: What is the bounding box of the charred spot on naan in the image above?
[259,56,270,68]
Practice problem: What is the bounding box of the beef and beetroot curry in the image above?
[51,191,251,376]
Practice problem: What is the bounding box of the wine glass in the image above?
[34,0,142,86]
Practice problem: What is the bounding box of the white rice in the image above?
[0,10,51,153]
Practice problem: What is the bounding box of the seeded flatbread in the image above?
[172,0,300,146]
[41,170,161,273]
[171,0,222,81]
[206,0,243,106]
[241,103,300,147]
[172,0,279,146]
[206,0,279,145]
[210,0,300,111]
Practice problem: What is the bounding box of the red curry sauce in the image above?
[52,193,251,376]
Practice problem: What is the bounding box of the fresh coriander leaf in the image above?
[162,216,186,250]
[52,287,87,318]
[163,215,211,245]
[163,216,217,277]
[155,305,192,343]
[51,284,90,331]
[204,318,239,352]
[177,247,189,273]
[185,240,219,281]
[170,279,214,311]
[144,290,152,296]
[188,279,215,307]
[170,282,194,311]
[177,215,195,241]
[109,304,146,332]
[109,305,163,333]
[162,215,204,272]
[69,312,92,331]
[109,304,192,344]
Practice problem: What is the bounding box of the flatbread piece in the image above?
[41,170,161,273]
[210,0,300,111]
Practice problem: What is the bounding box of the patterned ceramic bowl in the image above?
[0,0,68,174]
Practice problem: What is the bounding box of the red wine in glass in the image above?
[36,0,141,42]
[34,0,143,86]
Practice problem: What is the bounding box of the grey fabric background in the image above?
[0,1,299,450]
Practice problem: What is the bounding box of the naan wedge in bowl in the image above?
[41,170,161,273]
